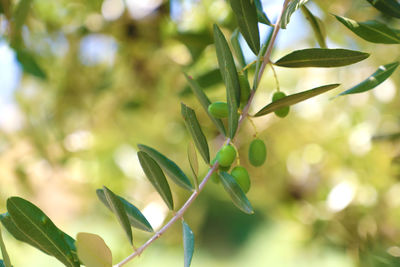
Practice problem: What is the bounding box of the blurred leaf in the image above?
[366,0,400,18]
[0,0,11,19]
[187,141,199,189]
[253,29,272,90]
[254,0,272,26]
[102,187,133,245]
[334,15,400,44]
[180,69,223,96]
[281,0,309,29]
[301,6,327,48]
[0,260,4,267]
[184,73,226,136]
[182,220,194,267]
[213,24,240,138]
[96,189,153,232]
[16,49,46,79]
[137,151,174,210]
[274,48,369,68]
[13,0,32,37]
[229,0,260,54]
[76,232,112,267]
[175,31,213,62]
[181,103,210,164]
[6,197,79,267]
[337,61,399,96]
[254,84,340,117]
[218,172,254,214]
[373,132,400,141]
[230,29,246,70]
[138,144,193,191]
[0,226,11,267]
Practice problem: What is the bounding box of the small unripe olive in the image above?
[231,166,250,193]
[208,102,229,118]
[238,72,250,108]
[272,91,290,118]
[217,145,236,167]
[211,157,231,172]
[248,139,266,167]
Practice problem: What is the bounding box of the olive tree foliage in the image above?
[0,0,399,266]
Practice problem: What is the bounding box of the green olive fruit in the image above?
[272,91,290,118]
[238,72,250,109]
[217,145,236,167]
[208,102,229,118]
[248,139,266,167]
[211,157,231,172]
[231,166,250,193]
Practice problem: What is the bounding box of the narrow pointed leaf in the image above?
[6,197,79,267]
[181,103,210,164]
[182,221,195,267]
[254,0,272,25]
[214,24,240,138]
[231,29,246,70]
[184,73,226,136]
[13,0,33,36]
[230,0,260,54]
[137,151,174,210]
[275,48,369,68]
[253,28,273,90]
[338,62,399,96]
[187,141,199,189]
[96,189,153,232]
[138,144,193,191]
[0,226,11,267]
[366,0,400,18]
[255,84,340,117]
[180,68,222,96]
[281,0,309,29]
[335,15,400,44]
[301,6,327,48]
[16,49,46,79]
[76,232,112,267]
[102,187,133,245]
[218,172,254,214]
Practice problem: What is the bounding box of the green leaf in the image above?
[137,151,174,210]
[180,69,222,96]
[0,260,4,267]
[254,84,340,117]
[218,172,254,214]
[366,0,400,18]
[16,49,47,79]
[254,0,272,25]
[229,0,260,54]
[337,61,399,96]
[187,141,199,189]
[184,73,226,136]
[0,226,11,267]
[96,189,153,232]
[6,197,79,267]
[301,6,327,48]
[102,187,133,245]
[13,0,33,36]
[181,103,210,164]
[253,28,273,90]
[274,48,369,68]
[182,220,195,267]
[138,144,193,191]
[213,24,240,138]
[230,29,247,70]
[280,0,309,29]
[334,15,400,44]
[76,232,112,267]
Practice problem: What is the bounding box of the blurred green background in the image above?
[1,0,400,266]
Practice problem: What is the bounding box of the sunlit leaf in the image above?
[335,15,400,44]
[76,232,112,267]
[187,141,199,189]
[0,226,11,267]
[137,151,174,210]
[301,6,327,48]
[214,24,240,138]
[337,61,399,96]
[6,197,79,267]
[184,73,226,136]
[274,48,369,68]
[366,0,400,18]
[254,84,340,117]
[16,49,46,79]
[231,29,246,70]
[230,0,260,54]
[254,0,272,25]
[138,144,193,191]
[96,189,153,232]
[218,172,254,214]
[281,0,309,29]
[182,220,195,267]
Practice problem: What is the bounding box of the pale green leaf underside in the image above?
[182,221,195,267]
[76,232,112,267]
[219,172,254,214]
[281,0,309,29]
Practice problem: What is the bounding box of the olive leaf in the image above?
[76,232,112,267]
[229,0,260,54]
[184,73,227,136]
[231,29,247,71]
[252,28,273,90]
[180,68,222,96]
[16,49,47,79]
[281,0,309,29]
[274,48,369,68]
[138,144,193,191]
[218,172,254,214]
[254,0,272,26]
[13,0,33,38]
[96,189,153,232]
[187,141,199,189]
[0,226,11,267]
[254,84,340,117]
[334,15,400,44]
[301,6,327,48]
[366,0,400,18]
[137,151,174,210]
[337,61,399,96]
[102,187,133,246]
[181,103,210,164]
[182,220,195,267]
